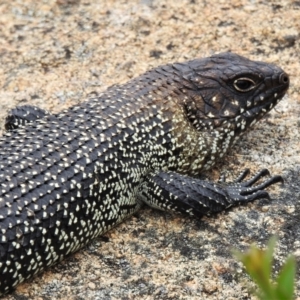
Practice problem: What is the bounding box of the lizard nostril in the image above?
[279,72,289,85]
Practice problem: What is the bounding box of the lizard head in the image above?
[178,52,289,135]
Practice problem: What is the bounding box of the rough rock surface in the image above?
[0,0,299,299]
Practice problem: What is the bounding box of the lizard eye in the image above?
[233,77,256,92]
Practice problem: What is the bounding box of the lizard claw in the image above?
[233,168,250,183]
[218,168,250,183]
[224,169,283,203]
[218,173,226,183]
[240,168,270,186]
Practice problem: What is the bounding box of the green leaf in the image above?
[234,237,277,296]
[275,255,296,300]
[233,237,296,300]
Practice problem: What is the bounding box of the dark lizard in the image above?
[0,52,289,295]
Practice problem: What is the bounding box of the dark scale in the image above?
[0,53,289,295]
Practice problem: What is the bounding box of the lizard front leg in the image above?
[137,169,283,217]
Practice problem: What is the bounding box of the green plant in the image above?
[234,237,296,300]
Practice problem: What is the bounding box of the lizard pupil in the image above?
[233,78,256,92]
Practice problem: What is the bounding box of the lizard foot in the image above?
[223,169,283,202]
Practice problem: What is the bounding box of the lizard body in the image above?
[0,53,289,295]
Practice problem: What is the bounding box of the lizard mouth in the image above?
[189,87,288,132]
[239,82,289,128]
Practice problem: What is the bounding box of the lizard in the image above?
[0,52,289,295]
